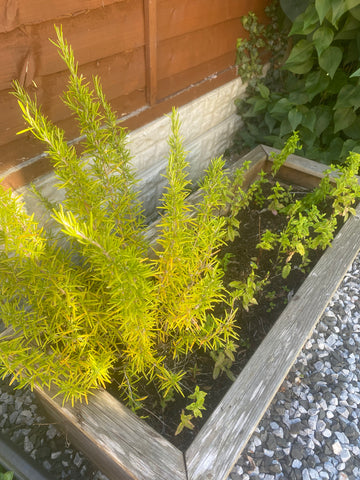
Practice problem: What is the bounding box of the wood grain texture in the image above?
[0,29,29,91]
[0,2,145,88]
[157,19,240,81]
[0,0,127,33]
[262,145,331,188]
[33,1,145,78]
[35,387,187,480]
[157,53,235,101]
[0,47,146,146]
[263,145,359,189]
[157,0,272,42]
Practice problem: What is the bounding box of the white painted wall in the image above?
[21,77,246,220]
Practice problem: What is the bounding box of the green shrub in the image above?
[235,1,289,82]
[235,0,360,164]
[0,27,239,407]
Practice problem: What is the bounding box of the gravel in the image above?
[1,251,359,480]
[0,377,109,479]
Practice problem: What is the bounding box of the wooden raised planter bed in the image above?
[34,145,360,480]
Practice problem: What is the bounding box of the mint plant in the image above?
[255,134,360,279]
[175,386,207,435]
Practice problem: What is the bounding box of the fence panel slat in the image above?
[0,0,128,33]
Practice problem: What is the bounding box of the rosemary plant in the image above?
[0,26,239,406]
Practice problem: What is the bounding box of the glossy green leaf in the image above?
[343,37,360,65]
[288,109,303,130]
[302,110,317,132]
[303,4,321,31]
[327,69,348,94]
[264,135,284,149]
[298,126,317,148]
[289,3,319,35]
[313,106,332,136]
[252,98,268,113]
[319,46,343,78]
[264,112,278,133]
[270,98,293,119]
[350,67,360,77]
[351,5,360,20]
[247,121,262,137]
[257,83,270,99]
[331,0,348,27]
[280,0,308,21]
[280,118,293,137]
[328,137,344,158]
[319,148,339,164]
[333,107,357,132]
[284,73,305,92]
[282,264,291,279]
[313,26,334,56]
[1,473,14,480]
[305,70,330,99]
[304,145,321,161]
[284,40,314,74]
[343,117,360,139]
[335,12,360,39]
[289,10,317,36]
[340,139,360,159]
[315,0,332,24]
[296,242,306,256]
[346,0,360,9]
[288,91,310,105]
[335,84,360,109]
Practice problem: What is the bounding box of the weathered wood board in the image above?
[33,145,360,480]
[35,388,186,480]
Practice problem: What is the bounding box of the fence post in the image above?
[144,0,157,106]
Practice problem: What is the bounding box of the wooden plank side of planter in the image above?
[262,145,331,188]
[232,144,268,186]
[34,388,186,480]
[185,204,360,480]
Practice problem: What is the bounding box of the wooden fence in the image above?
[0,0,269,188]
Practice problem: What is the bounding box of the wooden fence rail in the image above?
[0,0,269,188]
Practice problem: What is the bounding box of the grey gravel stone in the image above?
[292,459,302,469]
[0,373,109,479]
[291,444,305,460]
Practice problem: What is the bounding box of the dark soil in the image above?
[108,177,335,452]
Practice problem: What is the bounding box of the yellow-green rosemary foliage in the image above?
[1,27,239,406]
